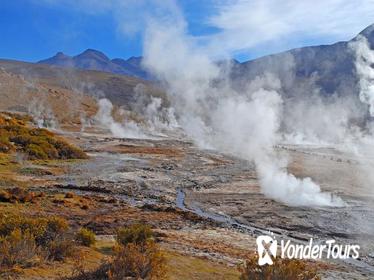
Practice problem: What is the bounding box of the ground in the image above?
[0,120,373,279]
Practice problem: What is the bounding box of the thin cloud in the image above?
[34,0,374,58]
[35,0,182,37]
[206,0,374,55]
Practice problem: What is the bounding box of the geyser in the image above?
[142,16,344,207]
[95,98,146,139]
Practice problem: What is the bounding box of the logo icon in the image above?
[256,235,277,265]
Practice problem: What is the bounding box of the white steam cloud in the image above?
[132,84,179,133]
[95,96,179,139]
[352,35,374,117]
[95,98,147,139]
[28,99,58,129]
[143,19,344,207]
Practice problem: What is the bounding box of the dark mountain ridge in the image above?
[38,49,149,80]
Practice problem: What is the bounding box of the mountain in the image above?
[38,49,149,79]
[360,24,374,48]
[232,24,374,102]
[111,56,148,79]
[0,64,98,125]
[0,58,165,110]
[37,23,374,98]
[19,23,374,113]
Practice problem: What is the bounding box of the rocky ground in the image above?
[8,124,367,279]
[1,119,374,279]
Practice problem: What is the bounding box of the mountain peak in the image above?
[50,51,71,60]
[357,23,374,48]
[76,49,109,61]
[38,51,72,66]
[38,50,148,79]
[359,23,374,37]
[55,51,66,57]
[127,56,142,62]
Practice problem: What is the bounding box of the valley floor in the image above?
[1,125,374,279]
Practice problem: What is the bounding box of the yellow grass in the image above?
[165,251,240,280]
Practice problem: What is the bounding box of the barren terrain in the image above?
[6,123,370,279]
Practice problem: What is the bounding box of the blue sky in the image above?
[1,0,374,63]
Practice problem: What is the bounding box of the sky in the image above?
[1,0,374,63]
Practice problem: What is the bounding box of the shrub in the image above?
[65,192,74,198]
[0,187,36,203]
[0,214,73,267]
[65,224,164,280]
[116,224,154,247]
[0,214,46,238]
[109,241,166,280]
[24,143,48,159]
[9,134,34,146]
[63,262,111,280]
[45,237,75,261]
[51,140,88,159]
[0,214,69,244]
[238,255,321,280]
[37,216,70,247]
[0,113,88,160]
[0,190,11,202]
[0,229,39,268]
[76,228,96,247]
[30,128,54,137]
[0,135,13,153]
[65,241,167,280]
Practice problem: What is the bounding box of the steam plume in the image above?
[143,19,343,207]
[28,99,58,129]
[95,98,147,139]
[352,35,374,116]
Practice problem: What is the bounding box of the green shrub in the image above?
[30,128,54,137]
[0,113,88,160]
[53,140,88,159]
[24,144,49,160]
[9,134,34,146]
[116,224,154,247]
[76,228,96,247]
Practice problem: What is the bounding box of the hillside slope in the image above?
[0,59,165,110]
[231,24,374,101]
[0,67,97,126]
